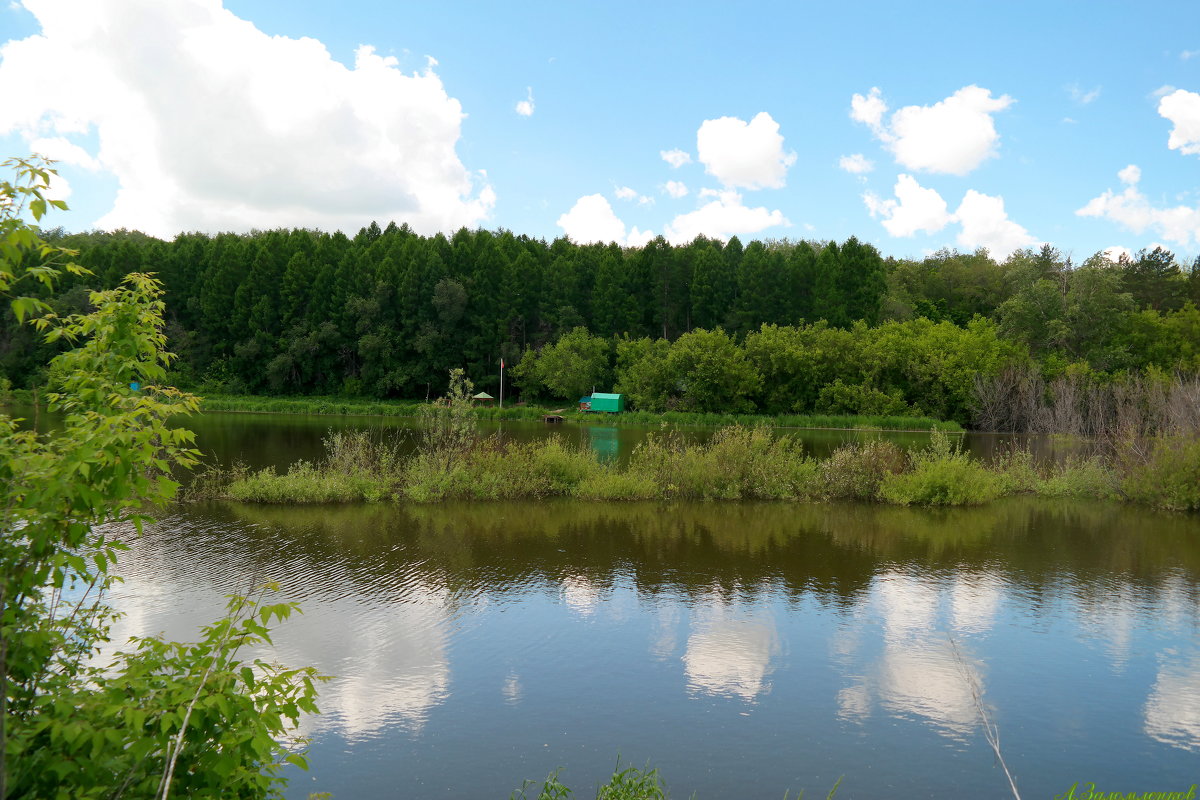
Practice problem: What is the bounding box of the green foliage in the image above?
[815,379,909,416]
[663,328,761,413]
[2,189,1198,432]
[228,461,389,504]
[510,762,669,800]
[197,393,960,432]
[614,336,673,412]
[572,469,660,501]
[1037,457,1120,500]
[200,418,1197,513]
[991,446,1040,495]
[820,440,908,501]
[879,430,1003,506]
[223,430,403,504]
[627,425,818,500]
[510,762,841,800]
[13,589,324,800]
[1122,436,1200,511]
[419,368,479,463]
[1,161,321,800]
[517,327,612,402]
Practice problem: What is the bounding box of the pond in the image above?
[81,410,1200,798]
[7,404,1096,467]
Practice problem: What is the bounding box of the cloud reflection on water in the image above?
[104,547,453,742]
[834,570,1000,739]
[682,588,780,701]
[1144,650,1200,751]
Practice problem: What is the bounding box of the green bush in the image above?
[880,430,1002,506]
[2,160,321,800]
[821,439,908,501]
[991,446,1040,495]
[624,425,816,500]
[528,437,604,494]
[1123,436,1200,511]
[815,378,911,416]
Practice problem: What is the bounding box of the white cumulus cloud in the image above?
[864,174,1035,258]
[1077,166,1200,248]
[663,189,787,244]
[863,174,952,237]
[660,148,691,168]
[663,180,688,199]
[557,193,651,246]
[953,189,1037,258]
[1118,164,1142,185]
[1158,88,1200,155]
[839,153,874,175]
[851,85,1015,176]
[850,87,889,136]
[614,185,652,204]
[696,112,796,190]
[28,136,101,171]
[515,86,535,117]
[0,0,494,237]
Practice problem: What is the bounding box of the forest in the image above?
[1,222,1198,427]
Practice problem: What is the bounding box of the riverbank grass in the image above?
[191,392,962,432]
[196,423,1200,512]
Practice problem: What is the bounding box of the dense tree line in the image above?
[1,222,1198,426]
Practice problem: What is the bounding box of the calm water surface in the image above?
[18,408,1200,797]
[107,500,1200,799]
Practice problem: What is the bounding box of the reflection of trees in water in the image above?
[220,497,1200,612]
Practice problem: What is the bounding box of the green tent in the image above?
[589,393,625,413]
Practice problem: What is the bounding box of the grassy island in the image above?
[189,423,1200,512]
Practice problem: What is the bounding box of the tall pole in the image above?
[499,358,504,409]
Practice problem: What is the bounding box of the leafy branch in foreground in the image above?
[1,156,323,800]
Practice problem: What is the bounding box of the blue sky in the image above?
[2,0,1200,262]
